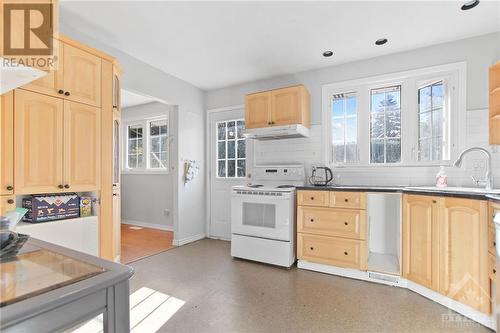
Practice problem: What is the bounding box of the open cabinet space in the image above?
[367,193,401,276]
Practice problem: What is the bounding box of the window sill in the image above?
[121,169,170,175]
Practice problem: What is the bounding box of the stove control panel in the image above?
[252,165,305,181]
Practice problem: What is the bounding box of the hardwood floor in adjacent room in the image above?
[120,224,174,264]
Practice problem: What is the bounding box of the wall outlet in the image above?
[164,209,170,217]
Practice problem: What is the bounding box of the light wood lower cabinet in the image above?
[0,92,14,195]
[297,190,329,207]
[14,89,101,194]
[298,233,367,270]
[402,195,439,291]
[439,197,489,314]
[14,90,64,194]
[63,101,101,192]
[329,191,366,209]
[0,196,16,216]
[297,206,367,240]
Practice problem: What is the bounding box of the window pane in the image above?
[128,139,138,154]
[386,139,401,163]
[218,122,226,140]
[227,121,236,140]
[332,93,358,164]
[332,99,344,117]
[332,120,344,142]
[432,108,443,138]
[419,138,431,161]
[370,85,401,164]
[161,136,168,151]
[227,160,236,177]
[385,110,400,138]
[237,160,246,178]
[419,111,431,139]
[432,83,444,109]
[218,160,226,177]
[150,124,159,136]
[370,140,384,164]
[419,86,432,112]
[160,151,168,166]
[346,143,357,162]
[150,153,160,168]
[432,137,443,161]
[218,142,226,159]
[128,155,137,169]
[346,117,357,142]
[334,144,345,164]
[237,140,246,158]
[227,141,236,159]
[137,154,144,168]
[346,96,356,116]
[237,121,245,139]
[151,137,160,152]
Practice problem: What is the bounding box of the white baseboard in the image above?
[122,219,173,231]
[173,233,205,246]
[298,260,496,330]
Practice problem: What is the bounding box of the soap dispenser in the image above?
[436,166,448,188]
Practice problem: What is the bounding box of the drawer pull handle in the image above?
[494,241,497,247]
[344,251,348,256]
[310,247,314,251]
[58,89,64,94]
[310,219,314,222]
[7,199,14,204]
[6,185,13,191]
[64,91,71,96]
[310,197,314,200]
[344,199,349,202]
[494,269,497,274]
[64,184,70,189]
[432,200,437,204]
[344,222,348,226]
[58,184,64,189]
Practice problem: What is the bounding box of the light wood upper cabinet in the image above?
[245,85,310,129]
[490,61,500,145]
[402,195,439,291]
[63,101,101,192]
[245,92,271,129]
[1,92,14,195]
[21,40,64,98]
[14,90,64,194]
[439,197,490,314]
[63,43,102,107]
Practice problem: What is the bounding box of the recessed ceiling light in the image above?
[375,38,388,46]
[322,51,333,57]
[461,0,479,10]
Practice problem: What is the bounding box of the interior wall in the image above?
[60,23,206,243]
[121,102,176,230]
[205,32,500,187]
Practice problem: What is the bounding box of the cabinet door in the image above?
[113,66,122,113]
[113,189,121,261]
[63,43,102,107]
[14,90,64,194]
[0,196,16,216]
[402,195,439,291]
[270,86,301,126]
[21,41,64,97]
[439,198,490,314]
[63,101,101,192]
[245,92,271,129]
[1,92,14,195]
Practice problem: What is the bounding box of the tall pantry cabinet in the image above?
[2,35,122,261]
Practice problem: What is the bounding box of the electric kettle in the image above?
[309,166,334,186]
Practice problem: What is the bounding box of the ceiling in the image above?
[60,1,500,91]
[121,89,157,108]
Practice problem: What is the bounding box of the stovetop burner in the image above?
[276,185,295,188]
[247,184,264,188]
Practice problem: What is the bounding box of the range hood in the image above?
[244,124,310,140]
[1,58,46,94]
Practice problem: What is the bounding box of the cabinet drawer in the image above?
[297,206,367,240]
[489,253,496,281]
[329,191,366,209]
[297,190,329,207]
[297,233,367,270]
[489,226,496,256]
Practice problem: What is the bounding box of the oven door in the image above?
[231,190,294,241]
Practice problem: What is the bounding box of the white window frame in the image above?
[321,62,466,168]
[215,118,247,179]
[122,115,170,175]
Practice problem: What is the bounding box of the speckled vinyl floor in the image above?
[127,239,492,333]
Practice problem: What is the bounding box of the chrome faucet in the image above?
[453,147,493,190]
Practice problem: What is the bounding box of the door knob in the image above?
[64,91,70,96]
[6,185,13,191]
[58,89,64,94]
[64,184,70,189]
[7,199,14,204]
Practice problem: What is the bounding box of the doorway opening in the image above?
[119,89,177,263]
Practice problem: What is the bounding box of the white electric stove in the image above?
[230,165,305,267]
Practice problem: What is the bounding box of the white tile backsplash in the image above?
[250,109,500,188]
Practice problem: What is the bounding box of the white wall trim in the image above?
[298,260,496,330]
[122,219,173,231]
[207,104,245,113]
[173,233,206,246]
